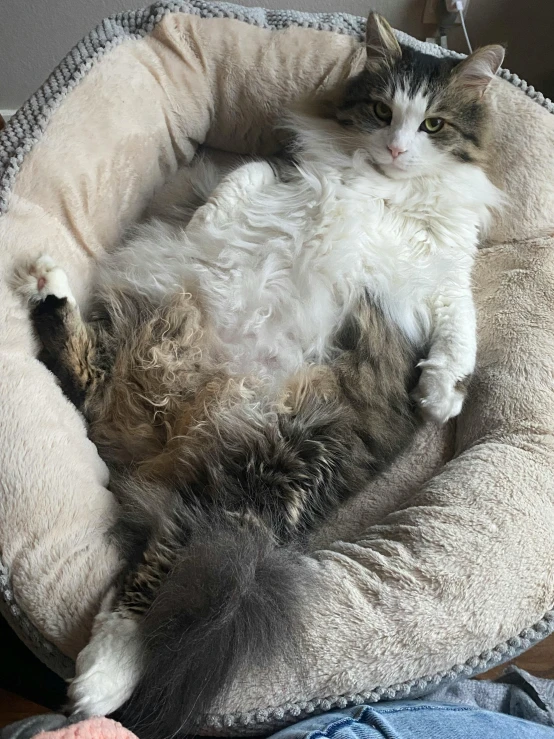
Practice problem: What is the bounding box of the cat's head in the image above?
[335,13,504,178]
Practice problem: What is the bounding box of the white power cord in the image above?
[455,0,473,52]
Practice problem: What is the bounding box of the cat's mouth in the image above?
[365,146,412,170]
[375,155,415,178]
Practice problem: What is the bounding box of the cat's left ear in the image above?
[453,45,505,95]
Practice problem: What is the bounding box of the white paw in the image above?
[67,612,142,718]
[414,364,467,424]
[194,161,276,229]
[15,255,76,306]
[236,160,278,190]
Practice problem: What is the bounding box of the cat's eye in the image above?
[373,101,392,123]
[421,117,445,134]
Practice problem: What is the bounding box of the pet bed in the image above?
[1,1,554,734]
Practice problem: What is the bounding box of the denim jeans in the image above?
[270,702,554,739]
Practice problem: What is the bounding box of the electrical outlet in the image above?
[423,0,470,25]
[445,0,469,11]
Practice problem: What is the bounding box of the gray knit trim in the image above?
[497,68,554,111]
[1,0,553,730]
[202,612,554,732]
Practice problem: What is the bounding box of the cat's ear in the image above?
[365,12,402,68]
[453,45,505,95]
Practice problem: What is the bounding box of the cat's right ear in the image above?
[365,12,402,69]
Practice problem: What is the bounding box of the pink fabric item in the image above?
[34,718,138,739]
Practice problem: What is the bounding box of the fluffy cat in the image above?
[17,13,503,738]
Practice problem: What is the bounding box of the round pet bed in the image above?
[1,1,554,734]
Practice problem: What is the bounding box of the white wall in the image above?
[1,0,552,111]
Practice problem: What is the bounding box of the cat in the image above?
[16,12,504,738]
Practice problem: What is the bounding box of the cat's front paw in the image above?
[413,363,468,424]
[236,160,278,190]
[196,161,277,228]
[15,255,76,305]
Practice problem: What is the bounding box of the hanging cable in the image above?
[455,0,473,52]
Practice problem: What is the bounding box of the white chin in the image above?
[381,161,413,177]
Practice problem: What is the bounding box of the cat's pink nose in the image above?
[388,145,406,159]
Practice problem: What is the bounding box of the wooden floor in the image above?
[0,689,50,729]
[476,631,554,680]
[1,634,554,730]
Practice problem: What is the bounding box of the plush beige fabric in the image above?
[1,11,554,727]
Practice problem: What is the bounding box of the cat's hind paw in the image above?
[67,612,142,718]
[14,255,76,306]
[413,364,468,424]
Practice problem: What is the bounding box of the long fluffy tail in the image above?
[120,517,309,739]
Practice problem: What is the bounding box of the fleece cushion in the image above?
[1,1,554,734]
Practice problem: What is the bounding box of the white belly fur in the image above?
[96,156,493,385]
